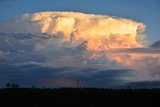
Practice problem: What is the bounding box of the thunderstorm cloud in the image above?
[0,12,160,88]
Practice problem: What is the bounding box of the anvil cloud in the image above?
[0,12,145,50]
[0,12,159,88]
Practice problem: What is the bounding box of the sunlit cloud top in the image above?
[0,12,145,50]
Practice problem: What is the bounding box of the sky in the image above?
[0,0,160,41]
[0,0,160,88]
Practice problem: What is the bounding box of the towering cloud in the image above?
[0,12,145,51]
[0,12,160,87]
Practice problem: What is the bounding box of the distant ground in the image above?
[0,88,160,106]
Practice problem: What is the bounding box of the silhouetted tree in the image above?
[11,83,19,88]
[6,82,11,88]
[6,82,20,88]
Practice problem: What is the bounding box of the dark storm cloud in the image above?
[126,81,160,89]
[0,62,133,88]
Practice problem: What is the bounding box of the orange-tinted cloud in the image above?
[0,12,145,51]
[1,12,160,82]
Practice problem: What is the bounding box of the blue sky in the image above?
[0,0,160,40]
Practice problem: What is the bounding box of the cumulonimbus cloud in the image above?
[0,12,145,50]
[0,12,160,87]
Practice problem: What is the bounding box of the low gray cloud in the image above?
[0,62,134,88]
[126,81,160,89]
